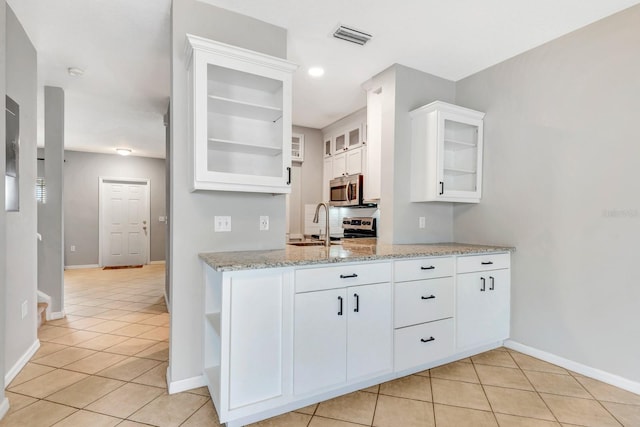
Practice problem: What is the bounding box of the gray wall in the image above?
[5,4,38,379]
[372,64,457,244]
[63,150,166,266]
[0,0,7,414]
[290,125,323,236]
[38,87,65,312]
[169,1,288,384]
[454,5,640,382]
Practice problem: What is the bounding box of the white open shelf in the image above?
[444,167,477,175]
[207,138,282,156]
[444,139,476,149]
[206,312,221,337]
[208,95,282,122]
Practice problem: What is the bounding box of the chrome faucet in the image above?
[313,203,331,248]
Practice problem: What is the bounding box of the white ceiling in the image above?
[7,0,640,158]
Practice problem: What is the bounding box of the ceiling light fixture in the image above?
[333,25,372,46]
[308,67,325,78]
[67,67,85,77]
[116,148,132,156]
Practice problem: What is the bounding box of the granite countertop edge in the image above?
[199,242,515,272]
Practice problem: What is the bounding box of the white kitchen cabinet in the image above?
[294,288,347,395]
[185,35,297,193]
[456,253,510,350]
[292,133,304,162]
[294,262,392,395]
[332,147,363,178]
[324,136,333,158]
[204,267,293,424]
[393,256,455,373]
[410,101,485,203]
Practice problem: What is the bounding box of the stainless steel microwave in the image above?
[330,174,363,207]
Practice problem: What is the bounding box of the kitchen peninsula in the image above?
[200,241,514,427]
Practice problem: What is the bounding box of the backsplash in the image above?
[304,205,380,236]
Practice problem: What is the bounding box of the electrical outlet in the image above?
[21,300,28,319]
[70,245,76,252]
[419,217,426,229]
[214,216,231,232]
[159,216,166,223]
[259,216,269,231]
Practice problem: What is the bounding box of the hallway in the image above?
[1,264,217,426]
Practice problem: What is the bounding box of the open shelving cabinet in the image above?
[186,35,298,193]
[410,101,485,203]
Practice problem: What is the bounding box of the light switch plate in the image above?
[419,217,426,229]
[214,216,231,232]
[259,216,269,231]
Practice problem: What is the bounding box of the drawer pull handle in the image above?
[481,261,494,265]
[421,295,436,300]
[420,266,435,270]
[421,336,435,343]
[480,277,486,292]
[337,296,343,316]
[354,293,360,312]
[489,276,495,291]
[340,273,358,279]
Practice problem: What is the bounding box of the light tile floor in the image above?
[2,265,639,426]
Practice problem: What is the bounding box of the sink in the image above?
[287,241,342,247]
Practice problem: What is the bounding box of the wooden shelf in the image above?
[207,138,282,156]
[208,95,282,122]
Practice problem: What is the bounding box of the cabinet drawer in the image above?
[457,253,510,274]
[394,277,453,328]
[394,318,454,372]
[394,257,453,282]
[295,262,391,293]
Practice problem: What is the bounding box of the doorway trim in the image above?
[98,176,151,267]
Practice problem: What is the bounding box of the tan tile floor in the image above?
[1,264,640,426]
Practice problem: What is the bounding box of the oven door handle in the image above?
[347,183,352,201]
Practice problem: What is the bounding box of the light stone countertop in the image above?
[199,241,515,272]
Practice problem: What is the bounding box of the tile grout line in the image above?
[507,349,562,425]
[565,370,627,427]
[468,356,501,426]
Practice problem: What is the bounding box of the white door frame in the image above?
[98,177,151,267]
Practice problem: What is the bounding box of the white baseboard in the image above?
[49,311,66,321]
[0,397,9,421]
[150,260,166,265]
[64,264,100,270]
[5,340,40,386]
[504,340,640,395]
[166,367,206,394]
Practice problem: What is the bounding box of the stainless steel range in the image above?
[341,217,377,238]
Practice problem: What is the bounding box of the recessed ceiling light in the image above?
[116,148,132,156]
[308,67,325,78]
[67,67,85,77]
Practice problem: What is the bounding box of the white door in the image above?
[294,288,347,395]
[347,282,393,381]
[101,180,149,267]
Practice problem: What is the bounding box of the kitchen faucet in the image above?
[313,202,331,248]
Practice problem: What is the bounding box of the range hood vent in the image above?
[332,25,372,46]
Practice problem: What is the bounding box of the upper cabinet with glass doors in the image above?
[185,35,298,193]
[410,101,485,203]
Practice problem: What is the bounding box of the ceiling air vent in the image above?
[333,25,372,46]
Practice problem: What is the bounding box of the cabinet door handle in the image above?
[480,277,486,291]
[421,295,436,300]
[340,273,358,279]
[439,181,444,195]
[420,266,435,270]
[489,276,495,291]
[286,167,291,185]
[420,336,435,343]
[337,296,343,316]
[481,261,493,265]
[354,293,359,313]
